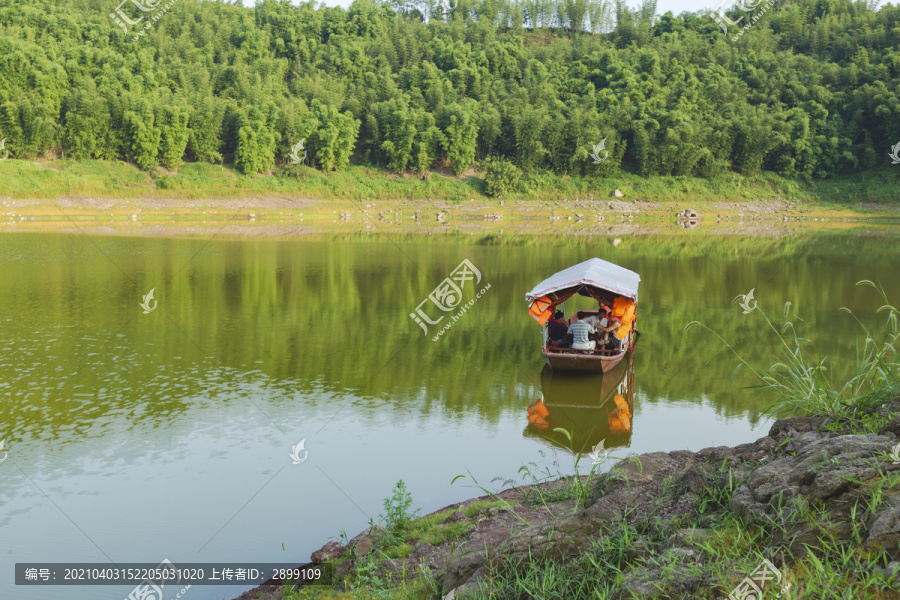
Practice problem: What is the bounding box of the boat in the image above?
[524,356,635,454]
[526,258,640,373]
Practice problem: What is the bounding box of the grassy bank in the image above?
[285,463,900,600]
[0,158,898,205]
[273,401,900,600]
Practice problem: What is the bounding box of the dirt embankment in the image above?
[3,196,899,238]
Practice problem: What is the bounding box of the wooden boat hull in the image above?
[542,349,625,373]
[542,332,639,373]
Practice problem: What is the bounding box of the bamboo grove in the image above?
[0,0,898,180]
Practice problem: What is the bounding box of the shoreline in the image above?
[235,407,900,600]
[3,196,900,239]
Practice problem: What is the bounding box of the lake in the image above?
[2,230,899,600]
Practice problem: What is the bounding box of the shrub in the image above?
[380,480,419,544]
[483,157,522,197]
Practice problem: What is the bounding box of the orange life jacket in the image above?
[610,297,636,340]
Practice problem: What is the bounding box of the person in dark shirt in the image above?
[548,310,569,346]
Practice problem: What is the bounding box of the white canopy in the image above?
[526,258,640,302]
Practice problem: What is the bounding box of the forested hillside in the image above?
[0,0,898,180]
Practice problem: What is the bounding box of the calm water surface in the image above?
[2,231,899,599]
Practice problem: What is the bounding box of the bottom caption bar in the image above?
[16,562,333,586]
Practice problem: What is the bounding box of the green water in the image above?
[1,231,899,600]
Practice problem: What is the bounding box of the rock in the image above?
[408,541,437,568]
[310,540,346,562]
[676,208,699,219]
[729,434,896,524]
[610,547,703,600]
[865,496,900,560]
[878,413,900,438]
[381,558,405,576]
[445,510,467,523]
[350,525,386,557]
[663,547,700,563]
[612,238,622,247]
[872,561,900,580]
[333,560,354,580]
[448,577,483,599]
[768,416,827,438]
[626,540,653,561]
[667,528,712,548]
[435,427,900,600]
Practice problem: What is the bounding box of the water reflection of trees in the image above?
[1,232,899,437]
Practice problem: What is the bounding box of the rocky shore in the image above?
[238,400,900,600]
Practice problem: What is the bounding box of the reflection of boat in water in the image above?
[526,258,640,373]
[524,355,635,454]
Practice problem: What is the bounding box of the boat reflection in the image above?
[525,355,635,454]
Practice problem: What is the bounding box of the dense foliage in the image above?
[0,0,898,177]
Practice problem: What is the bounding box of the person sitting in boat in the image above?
[595,316,620,349]
[567,311,596,350]
[602,296,636,350]
[583,302,611,329]
[548,310,569,346]
[582,313,600,328]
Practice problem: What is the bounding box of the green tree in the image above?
[306,100,360,170]
[442,102,479,174]
[235,106,280,175]
[62,82,109,159]
[483,156,522,196]
[187,99,225,164]
[157,106,190,170]
[124,101,161,170]
[0,0,897,184]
